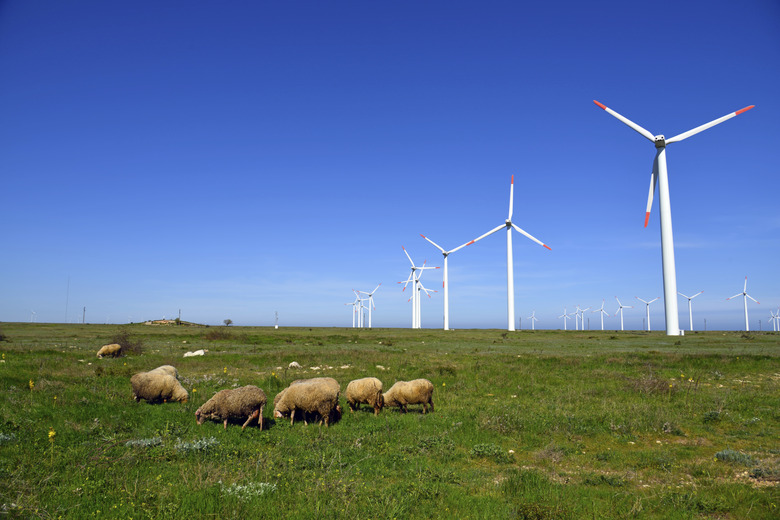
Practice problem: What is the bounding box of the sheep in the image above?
[96,343,122,358]
[345,377,384,415]
[195,385,267,430]
[273,378,341,427]
[146,365,179,379]
[130,366,188,403]
[183,349,206,357]
[382,379,434,414]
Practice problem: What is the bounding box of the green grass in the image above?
[0,323,778,518]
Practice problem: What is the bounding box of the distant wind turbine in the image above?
[727,277,759,332]
[592,299,609,331]
[614,297,633,331]
[558,307,571,330]
[463,175,551,331]
[399,247,439,329]
[678,291,703,331]
[420,234,472,330]
[527,311,539,330]
[356,284,381,329]
[594,100,754,336]
[635,297,660,331]
[768,309,778,332]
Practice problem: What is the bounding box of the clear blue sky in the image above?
[2,1,778,330]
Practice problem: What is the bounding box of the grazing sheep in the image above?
[146,365,179,379]
[382,379,434,414]
[130,366,188,403]
[345,377,384,415]
[195,385,267,430]
[96,343,122,358]
[273,378,341,427]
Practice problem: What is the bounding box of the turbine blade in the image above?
[510,223,551,250]
[402,246,414,266]
[645,162,658,228]
[593,100,655,142]
[465,224,505,246]
[420,234,446,254]
[746,294,759,304]
[743,276,748,293]
[666,105,755,144]
[692,291,703,298]
[372,283,382,294]
[508,175,515,220]
[726,293,741,300]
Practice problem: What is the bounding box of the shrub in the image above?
[204,328,233,341]
[220,481,277,501]
[125,437,163,448]
[470,443,513,464]
[110,328,143,355]
[175,437,219,453]
[714,449,755,466]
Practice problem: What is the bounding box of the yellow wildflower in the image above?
[29,380,34,391]
[48,428,56,442]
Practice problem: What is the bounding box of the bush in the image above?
[110,328,143,355]
[715,449,755,466]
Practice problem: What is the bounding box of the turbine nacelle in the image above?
[653,135,666,148]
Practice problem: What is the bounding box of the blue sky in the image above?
[1,1,778,330]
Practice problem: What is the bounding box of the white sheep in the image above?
[273,378,341,427]
[382,379,434,414]
[195,385,267,430]
[345,377,384,415]
[130,366,188,403]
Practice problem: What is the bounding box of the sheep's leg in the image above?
[422,403,428,414]
[223,419,228,430]
[242,409,259,430]
[429,398,434,412]
[290,408,296,426]
[258,406,264,430]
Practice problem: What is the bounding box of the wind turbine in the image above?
[727,276,759,332]
[769,308,779,332]
[614,297,633,331]
[678,291,703,331]
[592,299,609,331]
[527,311,539,330]
[578,306,591,330]
[399,247,439,329]
[558,307,571,330]
[420,234,472,330]
[594,100,754,336]
[635,297,660,331]
[356,284,381,329]
[463,175,551,331]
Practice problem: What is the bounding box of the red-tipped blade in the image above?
[593,100,607,110]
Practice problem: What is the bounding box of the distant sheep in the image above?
[382,379,434,413]
[273,378,341,427]
[96,343,122,358]
[183,349,206,358]
[130,366,188,403]
[345,377,384,415]
[195,385,267,430]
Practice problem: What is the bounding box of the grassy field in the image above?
[0,322,778,519]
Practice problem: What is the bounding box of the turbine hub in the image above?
[653,135,666,148]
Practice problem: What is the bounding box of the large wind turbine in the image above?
[594,100,754,336]
[356,284,381,329]
[727,276,759,332]
[614,297,633,331]
[464,175,551,331]
[592,299,609,331]
[636,297,659,331]
[420,234,472,330]
[678,291,703,331]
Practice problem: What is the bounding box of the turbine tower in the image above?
[592,299,609,331]
[636,297,660,331]
[614,297,633,331]
[464,175,551,331]
[420,234,472,330]
[594,100,754,336]
[678,291,703,331]
[727,276,759,332]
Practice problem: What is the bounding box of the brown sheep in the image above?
[345,377,384,415]
[130,366,188,403]
[273,378,341,427]
[195,385,267,430]
[382,379,434,413]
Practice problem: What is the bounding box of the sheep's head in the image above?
[195,409,205,425]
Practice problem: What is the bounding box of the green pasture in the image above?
[0,323,778,519]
